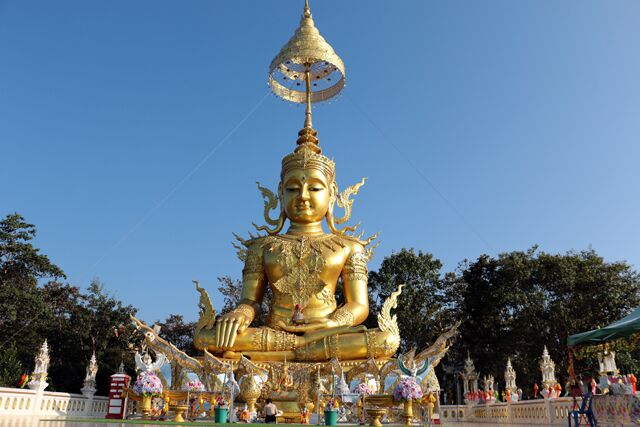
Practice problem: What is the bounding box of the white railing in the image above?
[0,386,108,420]
[441,397,576,425]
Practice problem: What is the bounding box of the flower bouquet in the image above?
[393,377,422,426]
[393,377,423,401]
[215,396,228,408]
[325,398,340,410]
[354,382,374,397]
[133,372,163,419]
[133,371,163,397]
[184,379,205,392]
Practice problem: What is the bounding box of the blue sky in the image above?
[2,1,639,324]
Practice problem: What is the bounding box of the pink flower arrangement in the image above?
[133,371,163,397]
[354,382,374,396]
[184,379,205,392]
[325,398,340,410]
[215,396,227,408]
[393,377,423,401]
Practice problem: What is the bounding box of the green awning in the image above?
[568,307,640,346]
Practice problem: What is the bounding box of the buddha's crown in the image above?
[281,126,335,182]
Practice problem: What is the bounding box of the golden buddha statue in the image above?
[192,0,402,362]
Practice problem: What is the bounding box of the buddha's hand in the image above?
[214,311,251,349]
[276,317,339,334]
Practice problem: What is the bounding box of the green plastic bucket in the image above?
[214,407,228,423]
[325,409,338,426]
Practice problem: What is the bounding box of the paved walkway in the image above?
[0,420,560,427]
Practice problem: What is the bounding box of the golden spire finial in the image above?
[304,0,311,18]
[269,0,345,150]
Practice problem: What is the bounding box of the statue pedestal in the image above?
[81,386,97,399]
[28,380,48,391]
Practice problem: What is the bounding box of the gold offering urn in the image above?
[239,375,262,413]
[192,0,403,363]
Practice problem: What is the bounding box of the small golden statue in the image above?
[193,0,401,362]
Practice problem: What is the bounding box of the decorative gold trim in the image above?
[364,330,377,359]
[330,307,355,327]
[335,178,367,225]
[266,328,298,352]
[232,304,256,319]
[281,147,335,182]
[325,335,339,359]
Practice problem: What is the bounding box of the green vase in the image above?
[214,407,228,423]
[325,409,338,426]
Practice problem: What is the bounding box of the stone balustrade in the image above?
[0,386,108,420]
[441,397,576,425]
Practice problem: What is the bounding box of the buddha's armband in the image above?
[231,303,256,320]
[242,247,266,282]
[342,251,368,283]
[329,306,355,327]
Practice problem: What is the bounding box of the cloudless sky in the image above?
[2,1,639,324]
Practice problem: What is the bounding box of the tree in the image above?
[0,213,65,387]
[156,314,196,356]
[0,214,139,393]
[0,343,23,387]
[449,247,640,397]
[34,279,138,393]
[217,276,243,314]
[368,248,453,353]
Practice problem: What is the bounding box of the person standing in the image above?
[264,398,278,424]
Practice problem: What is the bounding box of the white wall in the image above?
[441,397,575,425]
[0,386,108,420]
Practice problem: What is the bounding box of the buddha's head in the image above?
[279,140,336,227]
[253,132,346,235]
[254,129,364,236]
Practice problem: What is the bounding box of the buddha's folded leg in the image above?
[294,328,400,362]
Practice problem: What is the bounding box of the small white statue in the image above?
[504,357,517,394]
[598,350,618,375]
[598,349,618,391]
[28,340,50,391]
[135,348,166,374]
[461,353,479,401]
[540,346,557,391]
[81,352,99,397]
[398,347,430,379]
[336,372,350,396]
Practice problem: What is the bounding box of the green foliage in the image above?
[0,213,66,387]
[0,213,138,394]
[0,342,23,387]
[368,248,454,352]
[217,275,243,314]
[447,247,640,398]
[0,213,65,281]
[156,314,196,356]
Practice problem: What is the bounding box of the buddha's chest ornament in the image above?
[263,235,343,308]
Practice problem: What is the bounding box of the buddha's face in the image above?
[281,168,332,224]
